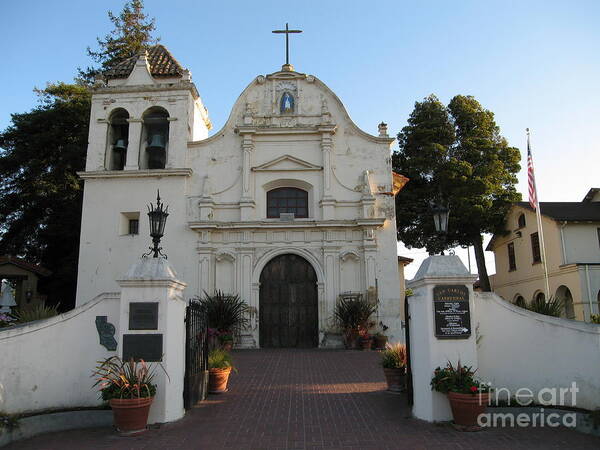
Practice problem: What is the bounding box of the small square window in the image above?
[120,212,140,236]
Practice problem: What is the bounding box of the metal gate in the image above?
[404,295,414,406]
[183,299,209,409]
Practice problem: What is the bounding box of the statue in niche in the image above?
[280,92,294,114]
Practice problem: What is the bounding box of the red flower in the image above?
[470,386,478,393]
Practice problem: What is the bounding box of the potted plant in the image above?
[372,332,388,350]
[358,321,375,350]
[193,291,249,350]
[92,356,166,435]
[333,295,377,349]
[380,343,407,392]
[208,348,236,394]
[218,332,234,351]
[430,360,492,429]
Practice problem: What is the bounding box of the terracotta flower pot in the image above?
[208,367,232,394]
[360,337,373,350]
[447,392,490,427]
[109,396,153,435]
[383,367,406,392]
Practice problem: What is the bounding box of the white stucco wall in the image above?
[476,292,600,411]
[0,293,119,414]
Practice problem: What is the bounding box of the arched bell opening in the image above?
[106,108,129,170]
[140,107,169,170]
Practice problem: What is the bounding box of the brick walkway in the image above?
[7,349,600,449]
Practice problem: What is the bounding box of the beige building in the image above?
[488,188,600,321]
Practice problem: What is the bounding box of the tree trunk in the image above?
[472,235,491,292]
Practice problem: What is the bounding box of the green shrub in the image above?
[431,360,491,395]
[526,295,564,317]
[208,349,236,371]
[12,304,59,323]
[590,314,600,324]
[380,343,407,369]
[193,291,249,334]
[0,412,20,433]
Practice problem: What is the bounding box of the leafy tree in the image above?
[0,84,90,309]
[79,0,159,82]
[393,95,521,291]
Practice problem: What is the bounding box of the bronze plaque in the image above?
[129,302,159,330]
[433,285,471,339]
[122,334,163,362]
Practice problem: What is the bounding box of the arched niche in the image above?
[140,107,169,170]
[106,108,129,170]
[215,251,236,294]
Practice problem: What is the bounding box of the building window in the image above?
[597,227,600,248]
[267,187,308,218]
[128,219,139,235]
[530,232,541,263]
[508,242,516,271]
[517,213,526,229]
[120,212,140,236]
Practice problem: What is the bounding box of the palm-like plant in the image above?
[526,295,564,318]
[193,290,250,334]
[333,296,377,343]
[12,304,59,323]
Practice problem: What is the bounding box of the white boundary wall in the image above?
[476,292,600,411]
[0,293,119,414]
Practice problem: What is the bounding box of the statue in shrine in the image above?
[0,279,17,313]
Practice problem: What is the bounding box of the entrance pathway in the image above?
[7,349,600,449]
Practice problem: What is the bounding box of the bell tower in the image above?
[84,45,211,173]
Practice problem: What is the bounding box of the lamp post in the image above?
[143,190,169,258]
[430,201,449,254]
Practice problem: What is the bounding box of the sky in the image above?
[1,0,599,278]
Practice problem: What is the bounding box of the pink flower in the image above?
[470,386,478,393]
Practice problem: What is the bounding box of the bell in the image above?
[113,139,127,151]
[148,134,166,150]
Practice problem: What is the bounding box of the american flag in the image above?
[527,129,538,210]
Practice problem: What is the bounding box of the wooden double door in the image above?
[259,254,318,348]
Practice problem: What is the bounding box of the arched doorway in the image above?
[259,254,318,348]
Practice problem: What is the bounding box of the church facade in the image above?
[76,45,408,347]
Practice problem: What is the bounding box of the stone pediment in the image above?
[251,154,322,172]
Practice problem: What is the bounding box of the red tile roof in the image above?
[104,44,185,80]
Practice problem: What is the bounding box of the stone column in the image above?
[239,129,256,221]
[125,118,143,170]
[117,257,187,424]
[406,255,478,422]
[318,124,337,220]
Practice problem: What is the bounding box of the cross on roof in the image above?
[272,23,302,69]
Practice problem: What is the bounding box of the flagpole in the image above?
[527,129,551,300]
